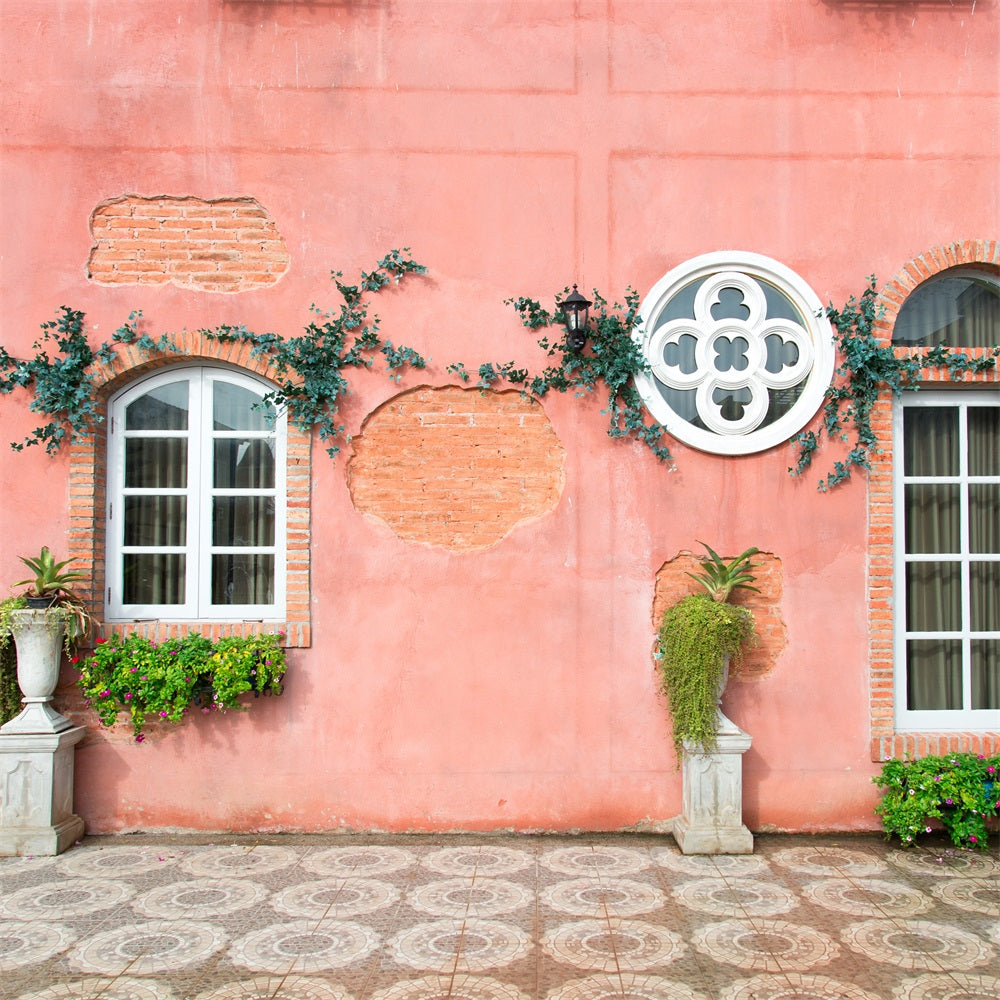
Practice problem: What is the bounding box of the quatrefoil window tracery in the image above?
[634,253,835,456]
[647,271,814,436]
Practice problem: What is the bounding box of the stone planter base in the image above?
[0,727,86,856]
[673,714,753,855]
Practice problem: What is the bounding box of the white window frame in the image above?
[634,251,835,455]
[893,388,1000,731]
[106,366,287,622]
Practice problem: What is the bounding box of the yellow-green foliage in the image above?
[658,593,755,760]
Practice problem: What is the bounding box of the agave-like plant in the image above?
[14,546,86,598]
[686,541,760,603]
[12,546,93,644]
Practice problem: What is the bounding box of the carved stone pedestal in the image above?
[0,727,86,856]
[673,715,753,855]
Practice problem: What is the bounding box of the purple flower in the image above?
[130,666,138,673]
[159,711,168,717]
[934,775,942,782]
[124,692,132,700]
[945,798,954,805]
[135,733,145,743]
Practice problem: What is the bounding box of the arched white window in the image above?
[106,367,287,621]
[891,268,1000,730]
[634,252,835,455]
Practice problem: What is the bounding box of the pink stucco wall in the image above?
[1,0,997,833]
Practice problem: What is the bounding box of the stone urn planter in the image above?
[1,608,74,735]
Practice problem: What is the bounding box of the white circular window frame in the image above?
[633,251,835,456]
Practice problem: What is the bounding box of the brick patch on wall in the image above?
[347,386,566,551]
[652,550,786,680]
[88,195,290,291]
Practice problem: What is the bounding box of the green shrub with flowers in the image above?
[873,753,1000,850]
[77,632,286,742]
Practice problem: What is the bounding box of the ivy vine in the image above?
[2,262,996,485]
[0,250,428,457]
[790,276,999,490]
[447,286,673,463]
[200,249,428,455]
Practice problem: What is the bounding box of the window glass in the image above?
[125,380,188,431]
[892,273,1000,347]
[108,368,285,621]
[896,393,1000,724]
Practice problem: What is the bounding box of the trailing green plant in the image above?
[447,286,673,462]
[874,753,1000,850]
[790,277,999,491]
[0,251,428,458]
[657,594,755,760]
[201,249,428,455]
[77,631,286,742]
[657,543,759,760]
[0,595,27,726]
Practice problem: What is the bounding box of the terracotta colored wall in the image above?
[1,0,997,834]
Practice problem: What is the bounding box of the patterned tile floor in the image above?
[1,833,998,999]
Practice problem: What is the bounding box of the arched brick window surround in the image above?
[868,240,998,760]
[68,331,312,647]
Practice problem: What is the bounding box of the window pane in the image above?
[213,438,275,489]
[968,406,1000,477]
[903,407,957,476]
[213,381,275,432]
[971,640,1000,710]
[213,497,275,547]
[970,561,1000,631]
[970,485,1000,555]
[906,562,961,631]
[123,553,185,605]
[124,497,186,546]
[906,639,962,710]
[211,554,274,605]
[125,439,187,489]
[892,275,1000,347]
[125,381,188,430]
[905,484,960,554]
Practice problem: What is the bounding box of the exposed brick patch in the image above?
[867,241,999,761]
[347,386,565,551]
[67,331,311,648]
[88,195,290,292]
[652,550,785,680]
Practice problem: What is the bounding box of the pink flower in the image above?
[124,693,132,700]
[135,733,145,743]
[70,656,80,664]
[969,835,978,843]
[159,711,168,717]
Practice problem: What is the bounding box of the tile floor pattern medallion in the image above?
[692,918,839,972]
[3,834,1000,999]
[538,878,666,918]
[721,973,885,999]
[840,918,995,971]
[388,918,532,972]
[893,973,1000,999]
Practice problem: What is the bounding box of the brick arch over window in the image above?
[867,240,998,761]
[68,330,312,647]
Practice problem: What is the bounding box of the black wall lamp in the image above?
[560,284,592,351]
